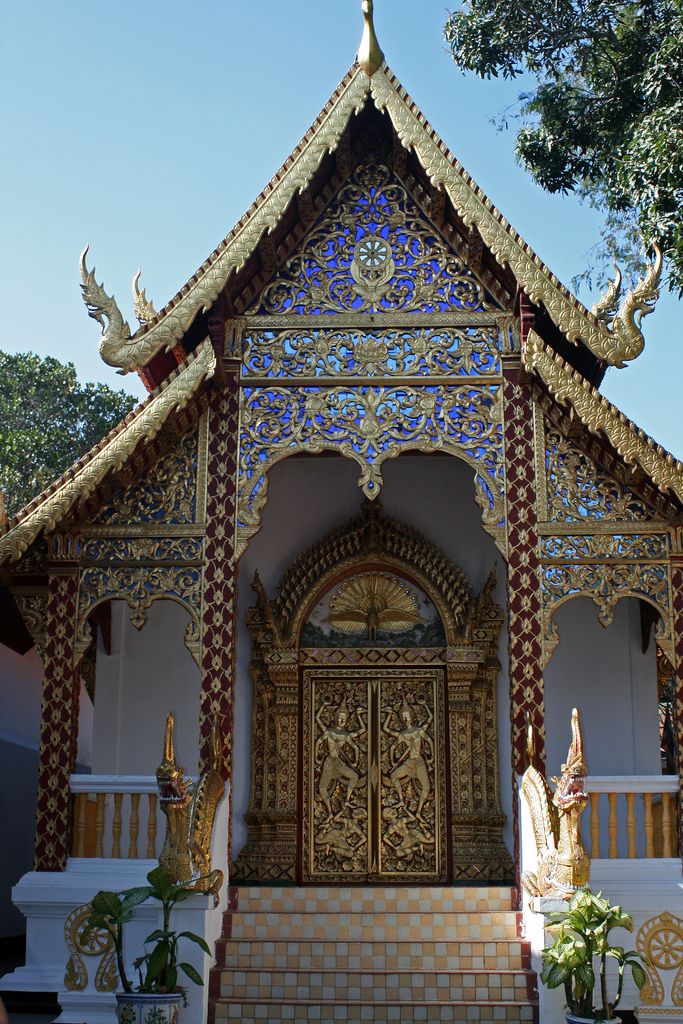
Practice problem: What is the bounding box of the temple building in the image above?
[1,4,682,1022]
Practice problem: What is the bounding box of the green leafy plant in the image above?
[81,866,210,998]
[541,889,647,1020]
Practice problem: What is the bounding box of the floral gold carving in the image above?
[76,565,202,665]
[81,536,204,564]
[11,589,48,662]
[541,560,673,667]
[545,425,653,523]
[541,534,669,561]
[637,911,683,1007]
[0,341,215,564]
[256,161,497,316]
[64,902,117,992]
[241,325,502,380]
[237,383,503,557]
[93,428,199,526]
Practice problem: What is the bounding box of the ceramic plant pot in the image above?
[565,1015,620,1023]
[116,992,184,1024]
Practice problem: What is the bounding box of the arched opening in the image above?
[232,451,513,884]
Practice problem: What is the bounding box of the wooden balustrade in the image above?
[585,777,679,860]
[70,776,163,860]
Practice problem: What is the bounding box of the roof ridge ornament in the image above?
[358,0,384,77]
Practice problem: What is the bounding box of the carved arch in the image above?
[273,499,472,647]
[75,573,202,668]
[236,405,505,561]
[541,588,674,669]
[234,501,513,883]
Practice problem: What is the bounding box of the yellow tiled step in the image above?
[227,910,518,941]
[228,885,515,914]
[213,1000,538,1021]
[220,967,535,1002]
[216,938,530,971]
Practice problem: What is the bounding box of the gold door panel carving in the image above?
[303,668,445,882]
[232,503,513,885]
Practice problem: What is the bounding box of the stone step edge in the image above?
[213,999,538,1007]
[216,967,534,976]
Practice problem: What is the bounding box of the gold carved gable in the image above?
[542,419,656,524]
[250,159,502,318]
[93,425,203,527]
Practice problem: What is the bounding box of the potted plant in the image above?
[540,889,647,1022]
[81,865,211,1024]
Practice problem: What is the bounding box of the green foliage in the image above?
[540,889,647,1019]
[444,0,683,293]
[0,350,137,516]
[81,866,210,998]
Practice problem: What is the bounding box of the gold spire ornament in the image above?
[358,0,384,77]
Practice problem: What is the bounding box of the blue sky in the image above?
[1,0,681,457]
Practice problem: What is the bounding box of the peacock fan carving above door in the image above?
[232,501,514,885]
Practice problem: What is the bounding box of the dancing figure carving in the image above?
[156,711,225,899]
[521,707,590,899]
[316,699,366,817]
[385,699,434,817]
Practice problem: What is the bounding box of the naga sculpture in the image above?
[132,270,157,328]
[79,246,136,371]
[521,707,590,899]
[156,711,225,899]
[590,243,663,366]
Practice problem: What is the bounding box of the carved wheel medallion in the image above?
[350,233,396,305]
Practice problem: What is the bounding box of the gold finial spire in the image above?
[358,0,384,77]
[161,711,176,768]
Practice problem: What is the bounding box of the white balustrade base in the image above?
[4,791,229,1024]
[520,790,683,1023]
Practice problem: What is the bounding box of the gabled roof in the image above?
[2,25,678,567]
[0,341,215,564]
[84,58,659,380]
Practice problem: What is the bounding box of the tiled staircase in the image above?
[209,885,538,1022]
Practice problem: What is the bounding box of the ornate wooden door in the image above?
[302,667,446,882]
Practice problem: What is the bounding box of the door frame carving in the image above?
[232,501,514,883]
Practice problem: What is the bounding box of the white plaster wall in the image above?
[544,596,660,776]
[0,642,43,748]
[232,452,513,860]
[92,600,200,777]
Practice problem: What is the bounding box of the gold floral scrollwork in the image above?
[76,565,202,665]
[63,903,117,993]
[637,911,683,1007]
[237,383,504,558]
[93,427,199,526]
[255,160,499,317]
[544,425,653,523]
[241,325,502,381]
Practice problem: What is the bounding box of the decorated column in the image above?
[670,526,683,856]
[34,570,80,871]
[200,370,240,789]
[502,356,546,774]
